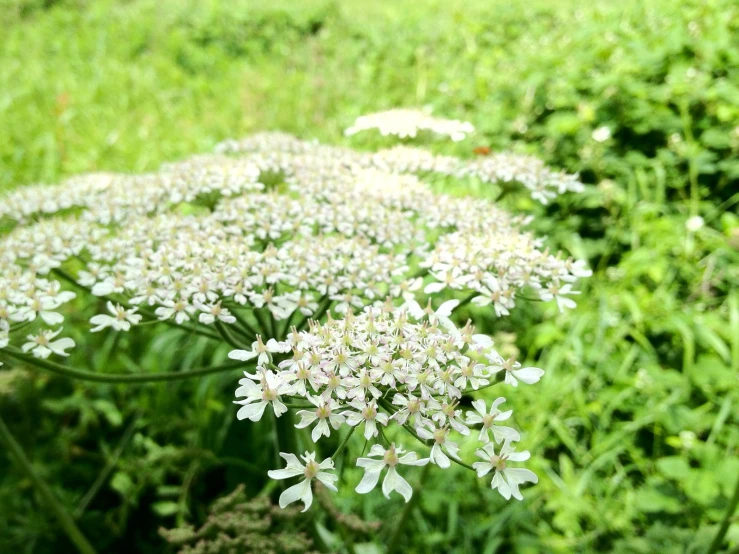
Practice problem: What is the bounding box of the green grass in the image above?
[1,0,738,552]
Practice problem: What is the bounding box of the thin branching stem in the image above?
[706,470,739,554]
[331,426,356,461]
[0,414,97,554]
[2,348,247,383]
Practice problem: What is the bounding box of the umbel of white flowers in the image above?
[0,111,591,508]
[232,302,544,510]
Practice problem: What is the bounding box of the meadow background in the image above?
[1,0,738,552]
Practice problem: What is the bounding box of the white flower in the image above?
[90,302,142,332]
[343,400,389,440]
[295,396,345,442]
[228,335,289,365]
[592,126,611,143]
[194,301,237,325]
[267,452,338,512]
[488,357,545,387]
[472,441,538,500]
[11,295,66,326]
[234,369,289,421]
[539,283,580,312]
[21,328,75,359]
[417,426,459,469]
[686,215,704,232]
[155,298,196,324]
[404,298,459,329]
[355,444,428,502]
[465,398,520,444]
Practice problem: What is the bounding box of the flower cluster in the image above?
[233,304,541,510]
[344,108,475,141]
[0,125,589,510]
[215,132,584,204]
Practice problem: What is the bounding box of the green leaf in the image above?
[151,501,180,517]
[634,487,683,514]
[110,472,134,497]
[656,457,691,481]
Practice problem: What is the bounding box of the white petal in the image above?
[279,478,313,511]
[228,349,257,361]
[423,282,446,294]
[491,471,511,500]
[316,471,338,492]
[472,461,492,478]
[268,467,304,480]
[40,311,64,325]
[356,457,386,471]
[355,467,383,494]
[383,467,412,502]
[506,450,531,462]
[491,426,521,443]
[503,468,538,485]
[398,452,429,466]
[236,401,267,421]
[471,399,487,416]
[437,299,460,317]
[430,444,450,469]
[511,367,544,384]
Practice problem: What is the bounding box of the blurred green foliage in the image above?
[0,0,738,553]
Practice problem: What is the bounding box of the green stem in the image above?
[214,321,247,349]
[457,291,478,309]
[253,308,272,337]
[331,426,356,461]
[74,413,141,517]
[2,348,246,384]
[706,470,739,554]
[224,307,258,341]
[274,410,299,458]
[0,413,97,554]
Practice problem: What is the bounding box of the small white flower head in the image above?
[592,126,612,143]
[234,369,290,421]
[686,215,704,232]
[228,335,289,366]
[90,302,142,332]
[345,109,474,142]
[21,328,75,359]
[295,396,345,442]
[465,398,520,444]
[355,443,428,502]
[472,440,538,500]
[267,452,337,512]
[488,356,545,387]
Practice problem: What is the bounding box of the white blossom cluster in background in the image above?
[0,127,590,509]
[344,108,476,142]
[215,131,584,205]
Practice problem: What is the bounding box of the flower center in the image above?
[304,460,319,479]
[482,414,496,427]
[490,455,506,470]
[383,447,400,467]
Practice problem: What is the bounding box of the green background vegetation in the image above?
[1,0,738,552]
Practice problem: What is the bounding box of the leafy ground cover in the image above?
[0,0,738,552]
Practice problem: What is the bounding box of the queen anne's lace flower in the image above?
[21,328,75,359]
[0,126,590,509]
[90,302,142,332]
[355,444,428,501]
[344,109,475,142]
[267,452,338,512]
[472,440,538,500]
